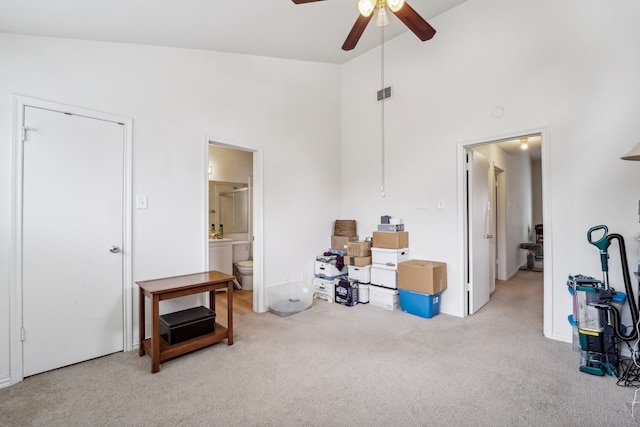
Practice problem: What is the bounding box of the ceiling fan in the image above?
[292,0,436,51]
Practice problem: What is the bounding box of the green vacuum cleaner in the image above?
[567,225,639,376]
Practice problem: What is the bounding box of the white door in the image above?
[468,149,491,314]
[22,106,125,377]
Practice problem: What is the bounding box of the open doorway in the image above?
[206,140,265,313]
[463,133,545,319]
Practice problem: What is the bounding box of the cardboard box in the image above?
[377,224,404,232]
[348,265,371,283]
[331,235,359,251]
[369,285,399,310]
[371,248,410,268]
[371,265,398,289]
[343,255,372,267]
[372,231,409,249]
[313,277,336,302]
[335,279,359,307]
[398,260,447,295]
[347,240,372,257]
[314,259,347,280]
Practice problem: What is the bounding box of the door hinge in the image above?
[21,127,27,142]
[21,327,26,341]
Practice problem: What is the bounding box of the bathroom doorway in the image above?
[206,140,264,313]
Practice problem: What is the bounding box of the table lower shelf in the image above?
[141,322,229,363]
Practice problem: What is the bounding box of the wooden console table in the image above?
[137,270,235,373]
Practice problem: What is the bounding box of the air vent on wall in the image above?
[377,86,392,102]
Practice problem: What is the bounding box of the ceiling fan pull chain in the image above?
[380,24,386,198]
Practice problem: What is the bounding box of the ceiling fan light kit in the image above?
[358,0,376,17]
[292,0,436,197]
[376,7,390,26]
[387,0,406,13]
[293,0,435,51]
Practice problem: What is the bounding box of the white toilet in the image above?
[232,240,253,290]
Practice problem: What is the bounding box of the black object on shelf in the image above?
[159,306,216,345]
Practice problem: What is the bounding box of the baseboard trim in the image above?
[0,375,12,389]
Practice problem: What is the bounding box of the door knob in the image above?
[109,245,121,253]
[485,234,494,239]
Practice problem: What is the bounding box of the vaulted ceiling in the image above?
[0,0,468,64]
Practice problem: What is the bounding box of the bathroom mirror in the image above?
[218,187,248,233]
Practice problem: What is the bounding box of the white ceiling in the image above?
[0,0,468,64]
[494,135,542,160]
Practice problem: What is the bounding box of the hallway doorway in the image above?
[462,132,547,330]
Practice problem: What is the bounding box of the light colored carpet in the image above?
[1,270,639,426]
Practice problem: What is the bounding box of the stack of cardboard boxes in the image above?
[345,240,372,303]
[369,224,410,310]
[312,219,447,317]
[330,219,359,253]
[313,220,357,302]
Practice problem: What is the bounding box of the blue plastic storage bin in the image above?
[399,289,441,318]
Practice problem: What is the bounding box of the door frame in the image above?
[10,95,133,385]
[204,137,265,313]
[457,127,552,338]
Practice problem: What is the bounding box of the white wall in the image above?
[0,34,342,384]
[505,152,533,274]
[341,0,640,340]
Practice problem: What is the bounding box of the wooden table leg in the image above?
[151,295,160,373]
[209,289,215,311]
[227,279,233,345]
[138,287,145,357]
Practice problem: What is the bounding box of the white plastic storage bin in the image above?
[314,259,347,280]
[369,285,399,310]
[371,265,398,289]
[267,281,313,317]
[371,248,410,268]
[312,277,336,302]
[358,283,370,303]
[348,265,371,283]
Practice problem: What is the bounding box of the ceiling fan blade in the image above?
[291,0,326,4]
[391,2,436,41]
[342,13,373,51]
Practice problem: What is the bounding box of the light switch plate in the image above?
[136,195,148,209]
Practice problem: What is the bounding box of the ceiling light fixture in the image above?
[379,12,387,197]
[376,6,390,26]
[388,0,405,13]
[520,137,529,150]
[358,0,376,17]
[359,0,405,27]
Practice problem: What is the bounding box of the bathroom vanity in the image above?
[209,238,233,275]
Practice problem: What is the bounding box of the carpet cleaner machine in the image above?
[567,225,640,380]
